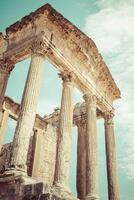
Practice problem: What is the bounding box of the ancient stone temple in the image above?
[0,3,121,200]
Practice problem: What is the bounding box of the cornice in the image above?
[44,4,121,100]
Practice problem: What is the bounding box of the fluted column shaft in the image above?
[84,94,99,200]
[54,73,73,189]
[0,110,9,152]
[76,117,86,200]
[104,111,120,200]
[11,54,44,171]
[0,60,13,123]
[0,72,9,111]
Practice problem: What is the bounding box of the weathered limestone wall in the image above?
[0,143,12,170]
[32,124,57,185]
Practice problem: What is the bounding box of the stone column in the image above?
[54,72,74,190]
[0,59,14,124]
[76,115,86,200]
[10,52,44,172]
[84,94,99,200]
[104,111,120,200]
[0,109,10,152]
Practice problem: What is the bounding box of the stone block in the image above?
[34,182,44,196]
[39,193,65,200]
[23,194,37,200]
[39,193,51,200]
[23,184,32,196]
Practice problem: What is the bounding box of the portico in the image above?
[0,4,120,200]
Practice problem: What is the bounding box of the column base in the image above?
[1,164,27,177]
[53,182,78,200]
[10,164,27,171]
[53,182,71,193]
[85,194,99,200]
[4,168,27,177]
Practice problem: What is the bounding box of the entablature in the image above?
[0,4,121,113]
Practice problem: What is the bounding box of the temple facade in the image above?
[0,4,120,200]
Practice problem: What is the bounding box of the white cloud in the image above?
[84,0,134,179]
[95,0,134,9]
[84,2,134,55]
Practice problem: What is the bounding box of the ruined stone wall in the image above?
[0,143,12,171]
[32,123,57,185]
[0,139,34,174]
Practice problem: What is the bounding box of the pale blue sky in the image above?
[0,0,134,199]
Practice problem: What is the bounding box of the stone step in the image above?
[0,173,78,200]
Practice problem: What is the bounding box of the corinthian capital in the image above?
[0,58,15,74]
[104,109,114,125]
[31,33,50,57]
[58,71,75,82]
[83,93,96,105]
[75,113,86,127]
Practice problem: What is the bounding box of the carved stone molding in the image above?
[75,113,86,127]
[0,58,15,74]
[31,32,50,57]
[58,71,76,83]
